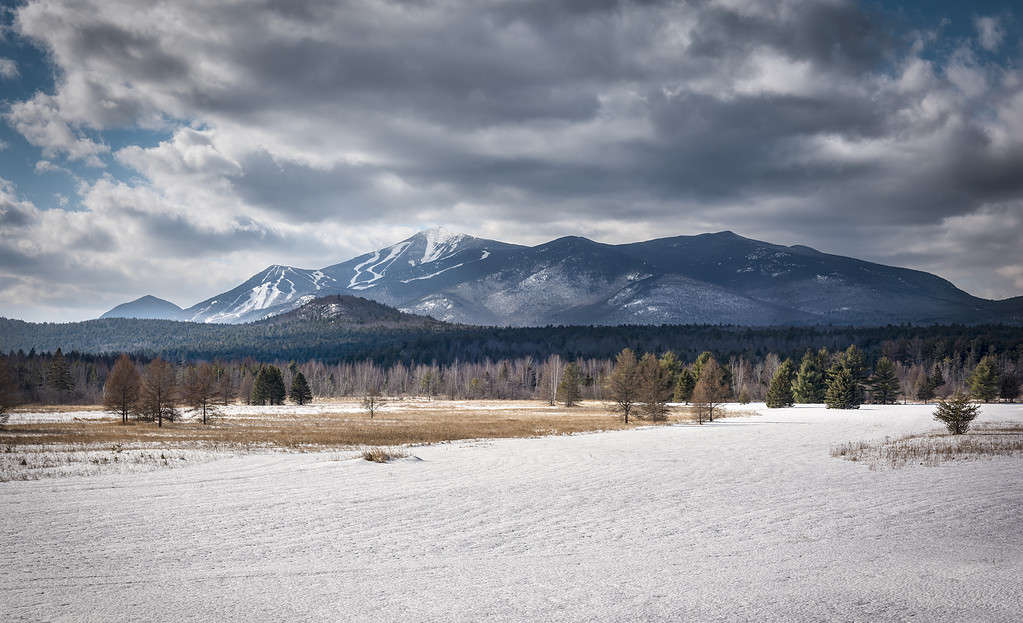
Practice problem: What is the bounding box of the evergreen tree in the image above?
[968,355,1000,402]
[0,359,19,424]
[999,374,1020,403]
[929,363,945,389]
[47,347,75,394]
[765,359,795,408]
[557,362,583,407]
[869,356,900,404]
[933,393,980,435]
[658,351,683,386]
[638,352,673,421]
[792,348,827,403]
[837,345,867,403]
[674,367,696,404]
[606,348,640,423]
[692,351,713,380]
[915,372,936,403]
[825,365,860,409]
[252,365,287,405]
[103,353,140,424]
[289,371,313,405]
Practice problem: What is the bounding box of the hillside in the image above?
[5,299,1023,366]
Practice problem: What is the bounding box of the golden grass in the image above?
[361,447,409,463]
[9,404,106,413]
[0,400,681,451]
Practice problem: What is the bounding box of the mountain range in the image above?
[101,228,1023,326]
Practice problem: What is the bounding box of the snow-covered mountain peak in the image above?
[416,227,470,265]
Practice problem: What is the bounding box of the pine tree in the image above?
[556,362,583,407]
[252,365,287,405]
[765,359,795,408]
[837,345,867,403]
[692,351,713,381]
[103,353,140,424]
[638,352,673,421]
[606,348,640,423]
[289,371,313,405]
[0,359,19,424]
[825,365,860,409]
[673,367,696,404]
[48,348,75,394]
[933,393,980,435]
[915,372,936,403]
[658,351,683,385]
[792,348,827,403]
[999,374,1020,403]
[251,367,270,405]
[968,355,1000,402]
[869,356,900,404]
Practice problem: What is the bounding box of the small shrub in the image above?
[361,447,408,463]
[933,393,980,435]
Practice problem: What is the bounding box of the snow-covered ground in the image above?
[3,403,1022,621]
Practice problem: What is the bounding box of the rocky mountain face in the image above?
[100,227,1023,326]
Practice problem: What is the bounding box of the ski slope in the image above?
[3,404,1022,621]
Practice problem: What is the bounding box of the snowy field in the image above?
[3,403,1022,622]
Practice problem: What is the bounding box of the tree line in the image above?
[0,337,1019,420]
[3,316,1022,367]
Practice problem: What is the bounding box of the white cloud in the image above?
[0,58,17,79]
[975,16,1004,52]
[5,94,108,165]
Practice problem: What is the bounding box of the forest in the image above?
[1,324,1019,410]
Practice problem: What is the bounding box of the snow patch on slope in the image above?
[421,227,467,264]
[349,242,412,290]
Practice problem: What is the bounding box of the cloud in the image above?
[1,0,1022,320]
[0,58,17,78]
[975,16,1004,52]
[5,94,109,165]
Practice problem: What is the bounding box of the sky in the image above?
[0,0,1022,322]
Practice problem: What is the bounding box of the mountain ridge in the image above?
[100,227,1023,327]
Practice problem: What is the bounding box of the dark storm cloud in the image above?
[687,1,892,72]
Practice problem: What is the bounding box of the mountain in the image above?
[100,227,1023,327]
[100,295,184,320]
[268,295,445,329]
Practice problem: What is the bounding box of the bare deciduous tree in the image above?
[183,362,219,424]
[137,358,178,427]
[362,385,386,419]
[606,348,640,423]
[692,357,728,424]
[103,353,140,424]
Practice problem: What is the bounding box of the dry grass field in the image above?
[1,399,703,450]
[0,399,759,481]
[831,422,1023,469]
